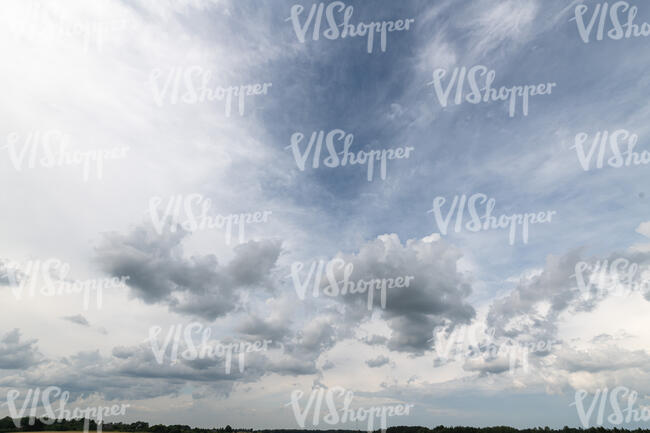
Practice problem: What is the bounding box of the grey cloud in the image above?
[366,355,390,368]
[236,315,291,342]
[63,314,90,327]
[95,224,282,321]
[6,339,267,402]
[261,315,338,377]
[363,335,389,346]
[266,358,318,376]
[226,240,281,288]
[112,346,139,359]
[590,331,635,344]
[325,234,476,354]
[554,345,650,374]
[0,259,23,287]
[0,329,42,370]
[296,318,335,352]
[386,314,443,353]
[321,360,335,370]
[487,250,584,342]
[462,357,512,376]
[0,259,13,286]
[487,249,650,345]
[168,292,236,321]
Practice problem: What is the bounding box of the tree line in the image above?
[1,418,649,433]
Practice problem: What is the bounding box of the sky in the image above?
[1,0,650,430]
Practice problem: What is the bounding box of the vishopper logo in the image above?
[2,131,129,181]
[146,323,273,374]
[427,194,557,246]
[431,325,496,363]
[427,65,556,117]
[286,1,415,54]
[572,1,650,43]
[572,130,649,171]
[148,66,272,116]
[1,387,129,432]
[572,258,649,300]
[286,130,414,182]
[571,387,650,428]
[2,258,129,310]
[6,1,129,54]
[148,194,272,244]
[286,386,413,433]
[429,324,556,375]
[289,258,414,310]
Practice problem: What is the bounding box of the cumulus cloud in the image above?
[487,246,650,346]
[324,234,475,353]
[487,250,586,342]
[95,224,281,321]
[236,315,291,342]
[0,329,42,370]
[263,314,338,377]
